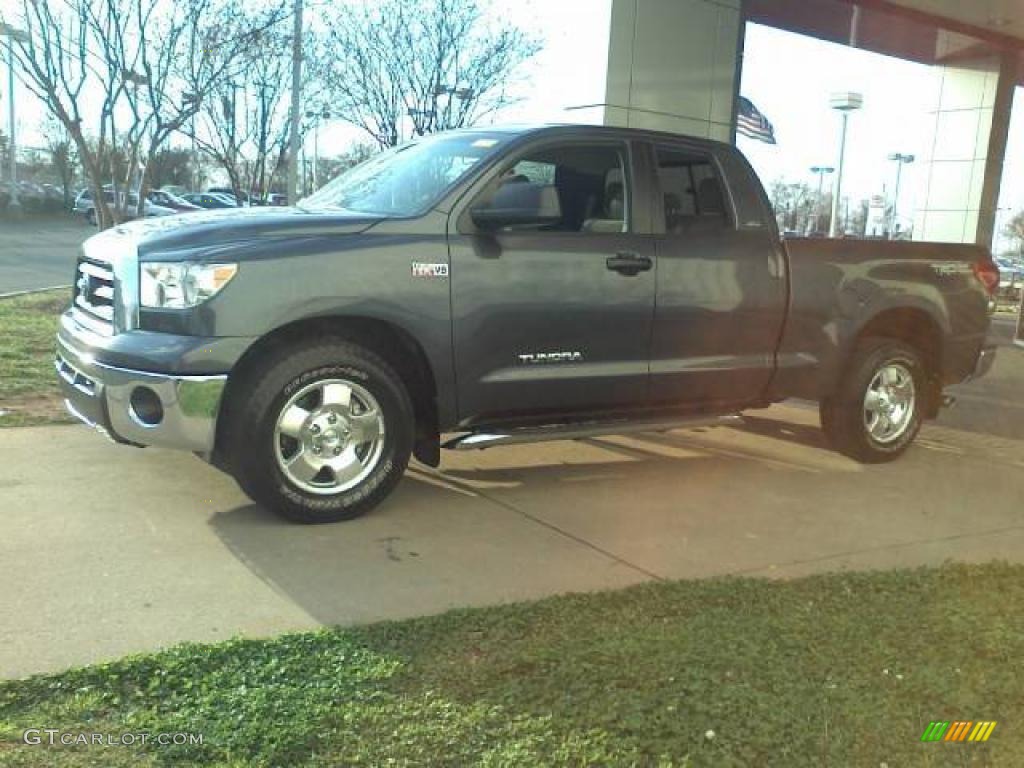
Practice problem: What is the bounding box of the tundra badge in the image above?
[517,351,584,364]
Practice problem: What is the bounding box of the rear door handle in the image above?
[606,252,652,276]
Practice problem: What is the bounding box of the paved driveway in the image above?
[3,328,1023,679]
[0,218,90,294]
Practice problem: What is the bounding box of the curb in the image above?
[0,285,71,300]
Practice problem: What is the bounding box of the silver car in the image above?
[73,188,176,226]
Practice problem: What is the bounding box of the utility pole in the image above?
[1,23,29,218]
[287,0,303,204]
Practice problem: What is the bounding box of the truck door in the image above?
[448,138,656,424]
[648,141,787,407]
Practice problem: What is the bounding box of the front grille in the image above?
[73,257,115,331]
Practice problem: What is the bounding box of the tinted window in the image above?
[656,146,730,234]
[473,143,629,233]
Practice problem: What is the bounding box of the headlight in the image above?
[140,262,238,309]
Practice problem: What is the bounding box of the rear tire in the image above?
[225,339,414,523]
[819,337,926,463]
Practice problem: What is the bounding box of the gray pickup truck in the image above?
[56,125,999,523]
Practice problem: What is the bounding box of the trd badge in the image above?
[411,262,449,278]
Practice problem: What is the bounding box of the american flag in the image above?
[737,97,776,144]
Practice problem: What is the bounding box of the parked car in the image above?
[207,187,251,206]
[207,195,241,210]
[73,188,176,225]
[56,125,998,524]
[263,193,288,207]
[182,192,237,209]
[994,256,1022,286]
[147,189,202,212]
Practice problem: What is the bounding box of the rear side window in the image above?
[470,143,630,234]
[655,145,731,234]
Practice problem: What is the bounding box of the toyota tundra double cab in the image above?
[56,125,999,523]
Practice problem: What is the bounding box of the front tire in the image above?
[226,339,414,523]
[819,337,926,463]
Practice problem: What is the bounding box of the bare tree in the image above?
[3,0,286,228]
[88,0,290,216]
[3,2,118,226]
[316,0,540,148]
[331,142,377,175]
[769,180,822,234]
[1005,210,1024,256]
[147,148,192,190]
[190,21,309,203]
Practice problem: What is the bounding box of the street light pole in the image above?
[287,0,303,204]
[828,91,863,238]
[305,108,331,191]
[1,23,29,218]
[810,165,834,234]
[886,152,915,239]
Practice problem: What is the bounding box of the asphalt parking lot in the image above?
[0,218,88,294]
[1,321,1022,680]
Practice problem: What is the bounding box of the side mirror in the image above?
[470,182,561,232]
[471,207,560,231]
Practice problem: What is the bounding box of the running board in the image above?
[443,414,743,451]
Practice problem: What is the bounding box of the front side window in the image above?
[300,132,507,216]
[656,145,730,234]
[470,143,629,234]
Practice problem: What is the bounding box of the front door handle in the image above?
[606,252,652,276]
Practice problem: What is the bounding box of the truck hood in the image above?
[84,206,383,263]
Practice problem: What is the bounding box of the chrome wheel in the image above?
[863,362,916,444]
[273,378,386,495]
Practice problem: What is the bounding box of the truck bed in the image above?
[770,237,993,401]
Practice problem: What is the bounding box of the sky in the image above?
[737,23,1024,251]
[1,0,1021,249]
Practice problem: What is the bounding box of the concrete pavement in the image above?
[2,334,1023,679]
[0,218,88,294]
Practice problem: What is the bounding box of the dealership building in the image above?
[592,0,1022,252]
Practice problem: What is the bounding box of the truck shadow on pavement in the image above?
[207,432,860,628]
[733,414,831,449]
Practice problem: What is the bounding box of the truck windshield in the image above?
[299,132,507,216]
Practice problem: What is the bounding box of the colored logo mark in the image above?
[920,721,997,742]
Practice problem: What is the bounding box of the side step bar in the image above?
[443,414,743,451]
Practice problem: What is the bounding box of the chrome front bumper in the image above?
[55,336,226,455]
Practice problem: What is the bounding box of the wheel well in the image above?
[855,308,943,377]
[214,315,438,465]
[853,308,944,417]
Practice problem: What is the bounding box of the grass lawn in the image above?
[1,562,1021,767]
[0,290,71,427]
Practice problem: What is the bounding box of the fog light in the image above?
[130,386,164,426]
